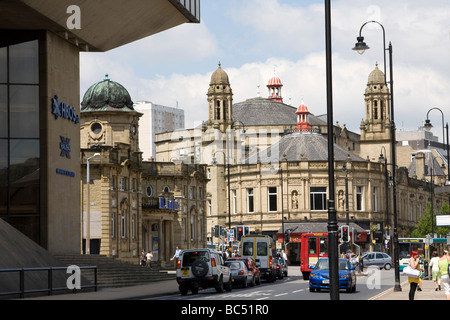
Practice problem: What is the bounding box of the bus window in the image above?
[320,237,328,255]
[243,242,253,256]
[308,237,317,254]
[257,242,268,256]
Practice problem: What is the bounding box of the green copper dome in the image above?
[81,74,134,112]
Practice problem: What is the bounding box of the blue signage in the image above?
[56,168,75,177]
[51,95,79,124]
[159,197,180,212]
[59,136,71,159]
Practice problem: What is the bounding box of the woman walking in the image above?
[438,250,450,300]
[429,251,441,291]
[408,251,422,300]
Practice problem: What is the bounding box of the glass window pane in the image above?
[0,85,6,138]
[0,46,6,83]
[0,139,6,186]
[9,40,39,84]
[10,85,39,138]
[9,139,39,183]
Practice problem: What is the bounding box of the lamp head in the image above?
[352,36,370,55]
[424,119,433,131]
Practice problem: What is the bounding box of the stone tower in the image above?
[359,64,392,161]
[207,63,233,131]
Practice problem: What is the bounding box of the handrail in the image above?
[0,266,97,298]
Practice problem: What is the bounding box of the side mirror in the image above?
[350,266,355,271]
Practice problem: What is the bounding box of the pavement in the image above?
[20,269,448,301]
[370,277,447,300]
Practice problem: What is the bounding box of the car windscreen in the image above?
[182,251,210,267]
[315,260,349,271]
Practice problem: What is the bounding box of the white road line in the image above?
[292,289,304,293]
[274,292,288,297]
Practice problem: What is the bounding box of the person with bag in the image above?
[141,249,147,267]
[407,251,422,300]
[438,250,450,300]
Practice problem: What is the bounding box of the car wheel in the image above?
[309,287,315,292]
[384,263,391,270]
[250,276,255,287]
[225,276,233,292]
[179,287,188,296]
[191,260,209,278]
[215,276,224,293]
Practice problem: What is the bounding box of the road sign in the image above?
[436,215,450,226]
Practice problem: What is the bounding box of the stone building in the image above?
[80,76,208,265]
[141,161,208,267]
[155,63,450,255]
[80,76,143,260]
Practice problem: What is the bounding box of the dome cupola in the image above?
[81,74,134,112]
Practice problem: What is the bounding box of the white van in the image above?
[240,235,277,282]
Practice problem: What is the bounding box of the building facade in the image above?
[155,63,450,255]
[0,0,200,256]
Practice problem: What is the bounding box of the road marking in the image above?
[292,289,304,293]
[274,292,288,297]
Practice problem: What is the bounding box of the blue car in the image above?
[309,258,356,293]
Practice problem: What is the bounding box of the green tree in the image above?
[411,202,450,238]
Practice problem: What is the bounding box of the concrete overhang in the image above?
[0,0,200,52]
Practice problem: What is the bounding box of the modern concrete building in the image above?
[134,101,185,161]
[0,0,200,256]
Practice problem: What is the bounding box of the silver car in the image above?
[225,260,255,288]
[361,252,392,270]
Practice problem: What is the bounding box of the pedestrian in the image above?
[438,250,450,300]
[170,246,182,266]
[429,251,441,291]
[417,248,424,291]
[141,249,147,267]
[146,251,153,268]
[408,251,422,300]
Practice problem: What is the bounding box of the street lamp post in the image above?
[424,107,450,205]
[352,20,401,291]
[324,0,339,300]
[379,146,391,255]
[86,153,100,254]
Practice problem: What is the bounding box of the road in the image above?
[149,266,404,301]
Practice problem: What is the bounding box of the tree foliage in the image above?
[411,202,450,238]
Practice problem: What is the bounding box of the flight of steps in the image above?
[55,254,176,289]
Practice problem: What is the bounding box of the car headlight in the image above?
[310,273,319,278]
[339,274,350,279]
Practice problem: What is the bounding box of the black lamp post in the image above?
[379,146,391,255]
[325,0,339,300]
[353,20,401,292]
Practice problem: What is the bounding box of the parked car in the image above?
[225,260,255,288]
[227,257,261,285]
[309,258,356,293]
[360,252,393,270]
[276,257,288,279]
[176,248,233,295]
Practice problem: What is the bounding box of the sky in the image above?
[80,0,450,142]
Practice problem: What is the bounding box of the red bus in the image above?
[300,232,328,280]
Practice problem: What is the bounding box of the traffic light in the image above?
[284,230,291,243]
[236,226,244,241]
[341,225,349,243]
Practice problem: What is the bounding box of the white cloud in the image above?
[79,0,450,143]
